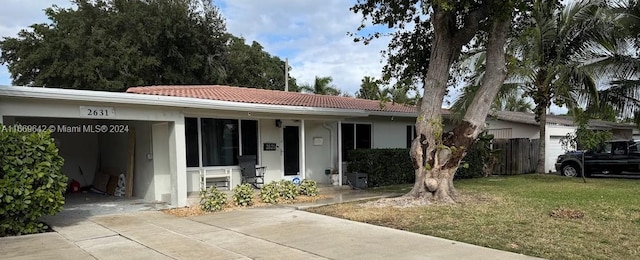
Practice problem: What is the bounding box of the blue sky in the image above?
[0,0,391,97]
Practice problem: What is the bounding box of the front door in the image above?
[283,126,300,176]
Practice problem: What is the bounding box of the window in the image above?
[185,117,258,167]
[356,124,371,149]
[185,118,199,167]
[241,120,258,164]
[406,125,416,148]
[201,118,238,166]
[341,123,371,161]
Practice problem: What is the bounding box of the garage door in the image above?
[547,136,572,173]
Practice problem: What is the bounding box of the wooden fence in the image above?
[491,138,540,175]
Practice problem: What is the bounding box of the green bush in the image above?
[232,183,254,207]
[0,127,67,236]
[347,135,497,186]
[299,179,319,196]
[455,132,496,179]
[199,186,227,212]
[347,149,414,187]
[278,180,298,200]
[259,181,280,204]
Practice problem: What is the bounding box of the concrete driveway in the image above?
[1,207,540,260]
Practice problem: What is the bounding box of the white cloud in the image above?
[218,0,390,95]
[1,0,390,93]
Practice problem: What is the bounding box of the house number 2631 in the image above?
[80,106,115,118]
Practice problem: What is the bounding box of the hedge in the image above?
[347,149,414,187]
[346,135,495,187]
[0,126,67,236]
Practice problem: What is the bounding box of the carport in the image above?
[0,86,189,206]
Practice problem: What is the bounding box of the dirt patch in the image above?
[163,206,205,217]
[549,208,585,219]
[163,194,332,217]
[359,191,497,208]
[360,196,431,208]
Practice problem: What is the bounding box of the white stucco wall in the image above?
[129,121,155,201]
[99,120,156,201]
[152,122,172,202]
[372,119,414,149]
[303,120,334,184]
[344,116,415,149]
[485,119,540,139]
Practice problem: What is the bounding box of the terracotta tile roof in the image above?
[126,85,419,114]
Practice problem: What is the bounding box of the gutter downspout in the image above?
[322,122,334,174]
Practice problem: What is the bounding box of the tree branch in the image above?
[463,15,511,129]
[453,6,488,50]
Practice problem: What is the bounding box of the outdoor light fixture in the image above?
[275,119,282,128]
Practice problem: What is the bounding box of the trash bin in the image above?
[347,172,368,189]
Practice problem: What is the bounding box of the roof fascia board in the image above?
[0,86,369,117]
[368,111,418,117]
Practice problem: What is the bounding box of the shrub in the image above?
[454,132,497,179]
[347,149,414,187]
[199,186,227,212]
[0,127,67,236]
[232,183,254,207]
[278,180,298,200]
[259,181,280,204]
[347,135,498,186]
[299,179,319,196]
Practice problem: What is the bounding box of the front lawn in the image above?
[307,174,640,260]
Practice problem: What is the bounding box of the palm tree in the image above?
[454,0,634,173]
[299,76,341,96]
[355,76,385,100]
[492,91,534,112]
[597,0,640,126]
[385,84,421,106]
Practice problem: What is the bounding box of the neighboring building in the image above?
[485,110,636,173]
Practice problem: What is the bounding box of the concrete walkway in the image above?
[1,191,541,259]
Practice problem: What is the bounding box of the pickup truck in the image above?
[555,140,640,177]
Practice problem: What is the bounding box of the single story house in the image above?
[1,85,635,206]
[0,85,419,207]
[485,110,637,173]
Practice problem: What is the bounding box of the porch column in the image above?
[337,120,342,186]
[300,119,306,179]
[169,117,188,207]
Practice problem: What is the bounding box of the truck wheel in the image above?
[561,163,580,177]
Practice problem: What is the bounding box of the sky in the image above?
[0,0,390,97]
[0,0,566,112]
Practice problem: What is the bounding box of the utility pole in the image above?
[284,58,289,92]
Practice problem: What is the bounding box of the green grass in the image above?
[308,174,640,260]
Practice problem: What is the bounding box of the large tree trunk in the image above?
[406,8,511,203]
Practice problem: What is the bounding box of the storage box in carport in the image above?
[347,172,368,189]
